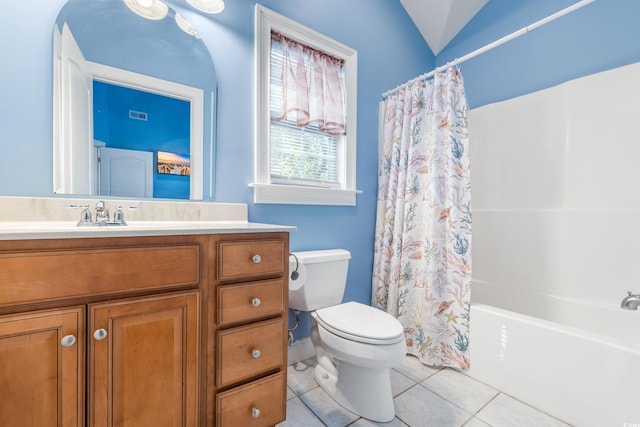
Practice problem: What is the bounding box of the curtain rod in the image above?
[382,0,596,99]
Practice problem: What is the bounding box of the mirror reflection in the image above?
[53,0,217,200]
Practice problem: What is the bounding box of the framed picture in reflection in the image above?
[157,151,191,176]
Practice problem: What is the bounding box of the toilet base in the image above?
[314,361,396,423]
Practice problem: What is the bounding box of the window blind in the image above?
[269,31,346,187]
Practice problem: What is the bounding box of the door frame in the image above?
[89,62,204,200]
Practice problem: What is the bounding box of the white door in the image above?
[53,23,95,195]
[99,147,153,198]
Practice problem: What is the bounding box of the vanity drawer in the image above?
[217,240,285,281]
[216,372,285,426]
[217,317,284,387]
[217,279,284,325]
[0,245,200,307]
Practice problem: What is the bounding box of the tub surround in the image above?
[469,62,640,314]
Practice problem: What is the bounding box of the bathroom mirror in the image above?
[53,0,217,200]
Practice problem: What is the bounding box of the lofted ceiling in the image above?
[400,0,489,55]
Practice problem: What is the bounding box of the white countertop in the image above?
[0,221,296,240]
[0,196,295,240]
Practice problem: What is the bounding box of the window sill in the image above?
[249,183,361,206]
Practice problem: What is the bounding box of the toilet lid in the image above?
[314,301,405,345]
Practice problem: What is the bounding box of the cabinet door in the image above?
[88,291,199,427]
[0,307,85,427]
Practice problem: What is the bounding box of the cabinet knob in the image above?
[251,407,261,418]
[251,297,261,307]
[251,348,261,359]
[93,328,108,341]
[252,254,262,264]
[60,334,77,347]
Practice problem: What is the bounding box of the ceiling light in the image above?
[175,12,200,38]
[123,0,169,20]
[186,0,225,14]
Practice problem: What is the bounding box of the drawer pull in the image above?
[252,254,262,264]
[93,328,108,341]
[251,407,261,418]
[251,349,261,359]
[251,297,262,307]
[60,334,77,347]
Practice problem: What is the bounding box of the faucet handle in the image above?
[115,204,139,210]
[628,291,633,296]
[79,207,92,224]
[63,203,92,225]
[113,204,138,225]
[113,206,127,225]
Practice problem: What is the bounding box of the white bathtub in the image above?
[467,60,640,427]
[467,303,640,427]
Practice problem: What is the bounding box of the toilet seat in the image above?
[314,301,404,345]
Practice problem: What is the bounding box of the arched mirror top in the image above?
[55,0,216,90]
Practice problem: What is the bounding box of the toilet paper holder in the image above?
[289,252,300,280]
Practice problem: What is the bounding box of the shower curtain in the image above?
[372,67,472,369]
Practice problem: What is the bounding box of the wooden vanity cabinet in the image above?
[0,231,290,427]
[0,235,204,427]
[208,233,289,427]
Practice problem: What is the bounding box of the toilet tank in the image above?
[289,249,351,311]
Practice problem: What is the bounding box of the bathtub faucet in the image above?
[621,291,640,310]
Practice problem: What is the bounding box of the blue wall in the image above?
[94,81,191,199]
[437,0,640,109]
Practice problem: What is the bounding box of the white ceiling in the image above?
[400,0,489,55]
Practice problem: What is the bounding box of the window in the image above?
[252,5,358,205]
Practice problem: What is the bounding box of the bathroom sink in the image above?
[0,221,80,230]
[0,220,227,229]
[0,220,294,240]
[124,220,245,229]
[0,220,236,231]
[126,221,201,227]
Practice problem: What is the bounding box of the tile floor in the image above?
[278,355,570,427]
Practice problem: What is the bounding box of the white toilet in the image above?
[289,249,406,423]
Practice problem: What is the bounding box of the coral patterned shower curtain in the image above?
[372,67,472,369]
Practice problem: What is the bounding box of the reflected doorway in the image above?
[98,147,153,198]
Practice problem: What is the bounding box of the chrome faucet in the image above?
[94,200,110,224]
[621,291,640,310]
[69,201,135,226]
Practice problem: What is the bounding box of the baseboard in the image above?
[287,337,315,365]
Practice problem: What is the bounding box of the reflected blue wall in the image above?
[93,81,190,199]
